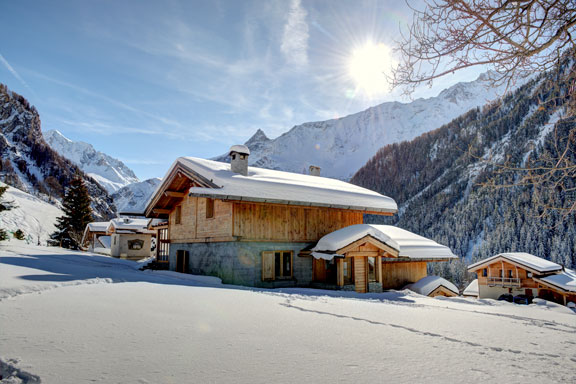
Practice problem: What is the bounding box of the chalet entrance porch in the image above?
[310,224,457,293]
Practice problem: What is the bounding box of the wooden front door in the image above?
[176,250,189,273]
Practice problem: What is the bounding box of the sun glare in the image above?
[348,42,394,96]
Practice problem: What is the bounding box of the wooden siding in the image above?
[381,261,427,290]
[233,202,363,242]
[169,196,233,243]
[354,257,367,293]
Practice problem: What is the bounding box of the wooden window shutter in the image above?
[262,251,275,281]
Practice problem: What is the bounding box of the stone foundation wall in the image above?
[169,241,313,288]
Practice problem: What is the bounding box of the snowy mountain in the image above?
[44,130,139,193]
[351,58,576,286]
[0,83,115,219]
[111,177,162,214]
[216,72,522,180]
[0,182,63,245]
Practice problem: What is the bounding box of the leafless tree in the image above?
[395,0,576,213]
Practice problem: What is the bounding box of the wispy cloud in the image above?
[29,70,183,128]
[0,53,36,96]
[281,0,309,69]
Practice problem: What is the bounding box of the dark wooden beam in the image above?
[164,191,186,198]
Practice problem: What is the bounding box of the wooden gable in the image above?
[145,163,219,218]
[336,235,399,258]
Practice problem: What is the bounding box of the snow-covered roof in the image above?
[535,269,576,293]
[312,224,457,260]
[468,253,562,274]
[405,276,459,296]
[167,157,397,213]
[463,279,479,296]
[108,218,153,234]
[86,222,109,232]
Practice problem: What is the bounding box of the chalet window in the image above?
[367,256,378,282]
[206,198,214,219]
[508,270,513,278]
[175,205,182,225]
[482,268,487,277]
[262,251,292,280]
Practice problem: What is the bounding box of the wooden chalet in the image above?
[310,224,456,293]
[468,253,576,306]
[144,145,456,292]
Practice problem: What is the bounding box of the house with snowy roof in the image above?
[467,252,576,305]
[144,145,457,292]
[82,218,154,260]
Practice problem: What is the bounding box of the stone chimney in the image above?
[229,145,250,176]
[309,165,321,176]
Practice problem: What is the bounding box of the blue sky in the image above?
[0,0,484,180]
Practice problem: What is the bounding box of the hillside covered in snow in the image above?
[44,130,139,193]
[111,177,162,213]
[0,242,574,383]
[217,72,521,180]
[0,182,63,245]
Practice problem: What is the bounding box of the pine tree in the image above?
[0,185,16,241]
[50,176,92,249]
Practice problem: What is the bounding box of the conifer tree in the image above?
[0,185,16,241]
[50,176,92,249]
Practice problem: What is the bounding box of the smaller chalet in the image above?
[405,276,459,297]
[468,252,576,306]
[311,224,457,293]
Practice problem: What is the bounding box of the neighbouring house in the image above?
[467,252,576,306]
[144,146,457,292]
[81,222,110,252]
[405,275,459,297]
[107,218,154,260]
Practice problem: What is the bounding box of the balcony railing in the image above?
[487,277,521,287]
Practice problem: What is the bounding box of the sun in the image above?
[348,42,394,96]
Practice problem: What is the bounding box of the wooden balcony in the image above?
[487,277,521,287]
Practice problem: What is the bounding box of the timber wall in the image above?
[381,261,427,290]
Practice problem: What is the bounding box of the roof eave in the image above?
[188,191,397,214]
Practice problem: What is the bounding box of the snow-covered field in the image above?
[1,242,574,384]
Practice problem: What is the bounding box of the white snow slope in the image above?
[1,242,574,384]
[218,72,523,180]
[0,182,62,245]
[111,177,162,214]
[44,130,139,193]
